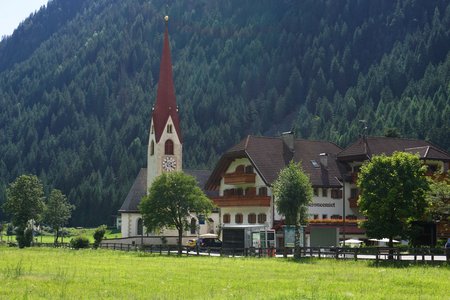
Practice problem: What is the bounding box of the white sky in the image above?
[0,0,49,38]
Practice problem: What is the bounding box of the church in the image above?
[118,17,450,247]
[118,17,219,243]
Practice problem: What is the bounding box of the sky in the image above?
[0,0,49,38]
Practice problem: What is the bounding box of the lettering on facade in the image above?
[308,203,336,207]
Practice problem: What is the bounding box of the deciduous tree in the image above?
[273,161,313,259]
[139,172,214,254]
[357,152,429,248]
[3,175,45,248]
[43,189,74,244]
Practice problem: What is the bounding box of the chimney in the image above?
[281,131,295,152]
[319,153,328,168]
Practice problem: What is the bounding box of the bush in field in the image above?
[70,236,90,249]
[93,225,107,249]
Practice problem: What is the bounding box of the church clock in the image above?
[162,156,177,172]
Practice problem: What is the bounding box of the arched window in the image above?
[245,165,253,174]
[248,213,256,224]
[150,140,155,156]
[167,124,173,133]
[223,214,230,224]
[235,165,245,173]
[257,213,266,224]
[190,218,197,234]
[235,213,243,224]
[137,218,143,235]
[165,139,174,155]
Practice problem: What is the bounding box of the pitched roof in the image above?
[152,22,182,143]
[338,136,450,161]
[119,168,215,213]
[206,135,345,190]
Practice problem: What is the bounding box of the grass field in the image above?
[0,247,449,299]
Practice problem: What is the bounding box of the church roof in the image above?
[337,136,450,161]
[205,135,345,190]
[152,21,182,143]
[119,168,215,213]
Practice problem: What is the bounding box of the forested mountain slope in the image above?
[0,0,449,226]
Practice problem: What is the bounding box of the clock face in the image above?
[162,156,177,172]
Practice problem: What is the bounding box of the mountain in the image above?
[0,0,449,226]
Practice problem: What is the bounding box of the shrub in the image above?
[70,236,90,249]
[93,225,107,249]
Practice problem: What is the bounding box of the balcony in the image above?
[348,197,358,208]
[223,172,256,184]
[212,195,271,207]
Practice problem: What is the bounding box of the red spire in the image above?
[152,17,182,143]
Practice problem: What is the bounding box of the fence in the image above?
[98,243,449,263]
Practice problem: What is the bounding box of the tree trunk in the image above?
[178,228,183,256]
[54,228,60,245]
[294,223,302,259]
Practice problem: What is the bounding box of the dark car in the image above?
[197,237,222,248]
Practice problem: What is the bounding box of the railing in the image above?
[97,243,449,263]
[223,172,256,184]
[212,195,270,207]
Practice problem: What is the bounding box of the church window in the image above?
[137,218,143,235]
[223,214,230,224]
[257,213,266,224]
[235,213,243,224]
[165,139,174,155]
[150,140,155,156]
[190,218,197,234]
[151,125,154,134]
[248,213,256,224]
[167,124,173,133]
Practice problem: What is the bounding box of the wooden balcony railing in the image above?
[223,172,256,184]
[212,195,270,207]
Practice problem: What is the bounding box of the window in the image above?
[150,140,154,156]
[313,214,319,220]
[245,165,253,174]
[258,213,267,224]
[346,215,357,220]
[331,215,342,220]
[167,124,173,133]
[311,160,320,168]
[350,188,359,199]
[151,125,154,134]
[235,213,243,224]
[248,213,256,224]
[164,139,174,155]
[313,188,319,196]
[245,187,256,196]
[137,218,143,235]
[190,218,197,234]
[331,189,342,199]
[223,214,230,224]
[235,165,245,173]
[322,188,328,197]
[322,214,328,219]
[236,188,243,196]
[259,187,267,196]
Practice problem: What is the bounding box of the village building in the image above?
[118,18,219,244]
[117,18,449,247]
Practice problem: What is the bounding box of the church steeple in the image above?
[147,16,183,191]
[152,16,182,143]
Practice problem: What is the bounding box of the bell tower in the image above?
[147,16,183,191]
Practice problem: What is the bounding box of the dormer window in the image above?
[167,124,173,133]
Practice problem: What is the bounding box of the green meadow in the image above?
[0,247,448,299]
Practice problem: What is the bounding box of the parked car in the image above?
[186,234,222,250]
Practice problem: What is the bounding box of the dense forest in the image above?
[0,0,449,226]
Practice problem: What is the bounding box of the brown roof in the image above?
[206,135,345,190]
[119,168,215,213]
[338,136,450,161]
